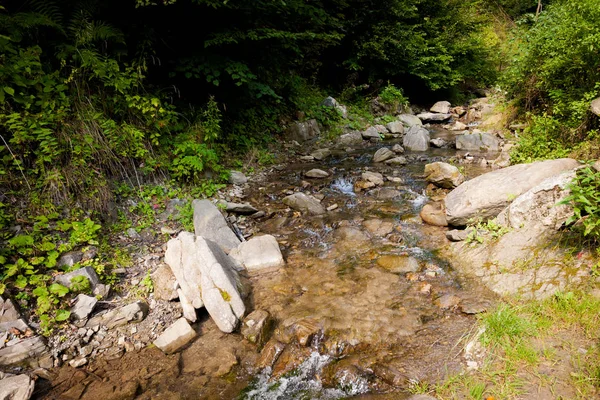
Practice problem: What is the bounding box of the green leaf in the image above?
[55,309,70,321]
[14,275,28,288]
[49,283,69,297]
[33,286,49,297]
[3,87,14,96]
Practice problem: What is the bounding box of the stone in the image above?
[86,301,148,329]
[229,235,284,271]
[57,251,83,268]
[0,374,34,400]
[69,357,88,368]
[430,138,447,148]
[361,171,384,186]
[376,255,420,273]
[126,227,141,239]
[434,294,461,309]
[305,169,330,178]
[420,203,448,226]
[407,395,438,400]
[337,131,363,147]
[242,310,273,347]
[369,188,402,199]
[372,147,394,163]
[456,132,501,152]
[416,112,452,122]
[385,121,404,134]
[446,229,470,242]
[154,318,197,354]
[151,264,178,301]
[361,126,382,140]
[165,231,206,308]
[445,158,580,226]
[450,121,468,131]
[0,297,19,323]
[591,97,600,117]
[403,126,430,151]
[178,289,197,322]
[282,193,326,215]
[424,162,464,189]
[225,202,258,215]
[391,144,404,153]
[197,237,246,333]
[285,119,320,142]
[321,97,348,118]
[70,294,97,321]
[363,219,394,236]
[452,106,467,117]
[398,114,423,128]
[311,148,331,161]
[229,170,248,185]
[354,180,375,192]
[327,204,338,211]
[385,156,408,165]
[491,149,511,169]
[192,199,241,253]
[430,101,451,114]
[496,170,577,231]
[55,267,101,291]
[0,336,48,367]
[0,319,29,335]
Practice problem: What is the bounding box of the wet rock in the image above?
[0,373,34,400]
[282,193,326,215]
[398,114,422,128]
[0,297,19,323]
[403,126,430,151]
[363,219,394,236]
[456,132,501,152]
[224,202,258,215]
[281,318,323,346]
[229,235,284,271]
[241,310,273,347]
[450,121,468,131]
[369,188,402,199]
[376,255,420,273]
[362,171,384,186]
[327,204,338,211]
[151,264,179,301]
[386,176,404,183]
[57,251,83,268]
[434,294,461,309]
[193,199,241,253]
[229,170,248,185]
[496,170,577,231]
[430,138,448,148]
[70,294,97,322]
[86,301,148,329]
[177,289,197,322]
[354,180,376,192]
[385,121,405,134]
[361,126,382,140]
[311,148,331,161]
[154,318,197,354]
[385,156,408,165]
[446,229,470,242]
[392,144,404,153]
[0,336,48,367]
[337,131,363,147]
[424,162,464,189]
[55,266,101,292]
[420,203,448,226]
[430,101,451,114]
[257,340,286,369]
[445,158,580,226]
[460,299,491,314]
[416,112,452,122]
[305,169,330,178]
[285,119,320,142]
[373,147,394,163]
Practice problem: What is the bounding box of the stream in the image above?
[42,126,499,400]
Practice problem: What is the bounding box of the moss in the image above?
[220,288,231,302]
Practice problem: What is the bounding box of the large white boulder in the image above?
[430,101,451,114]
[403,126,430,151]
[229,235,285,271]
[193,199,240,253]
[445,158,580,226]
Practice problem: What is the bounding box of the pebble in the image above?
[69,357,88,368]
[327,204,338,211]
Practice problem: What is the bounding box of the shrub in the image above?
[560,165,600,241]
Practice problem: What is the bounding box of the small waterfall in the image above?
[331,177,355,196]
[405,188,428,209]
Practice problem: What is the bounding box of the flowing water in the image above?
[42,128,498,400]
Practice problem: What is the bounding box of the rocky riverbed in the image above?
[2,97,595,400]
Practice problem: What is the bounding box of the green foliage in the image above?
[510,114,572,163]
[379,84,408,109]
[480,303,538,348]
[560,165,600,240]
[465,218,510,244]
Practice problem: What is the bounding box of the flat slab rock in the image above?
[0,336,48,367]
[86,301,148,329]
[154,318,197,354]
[193,199,241,253]
[0,373,35,400]
[282,192,326,215]
[0,297,20,323]
[229,235,285,272]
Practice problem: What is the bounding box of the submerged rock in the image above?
[385,156,408,165]
[445,158,580,226]
[193,199,241,253]
[154,318,197,354]
[282,193,326,215]
[230,235,285,271]
[376,255,420,273]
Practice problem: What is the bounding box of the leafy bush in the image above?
[560,165,600,240]
[379,84,409,109]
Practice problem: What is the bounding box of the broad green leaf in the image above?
[49,283,69,297]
